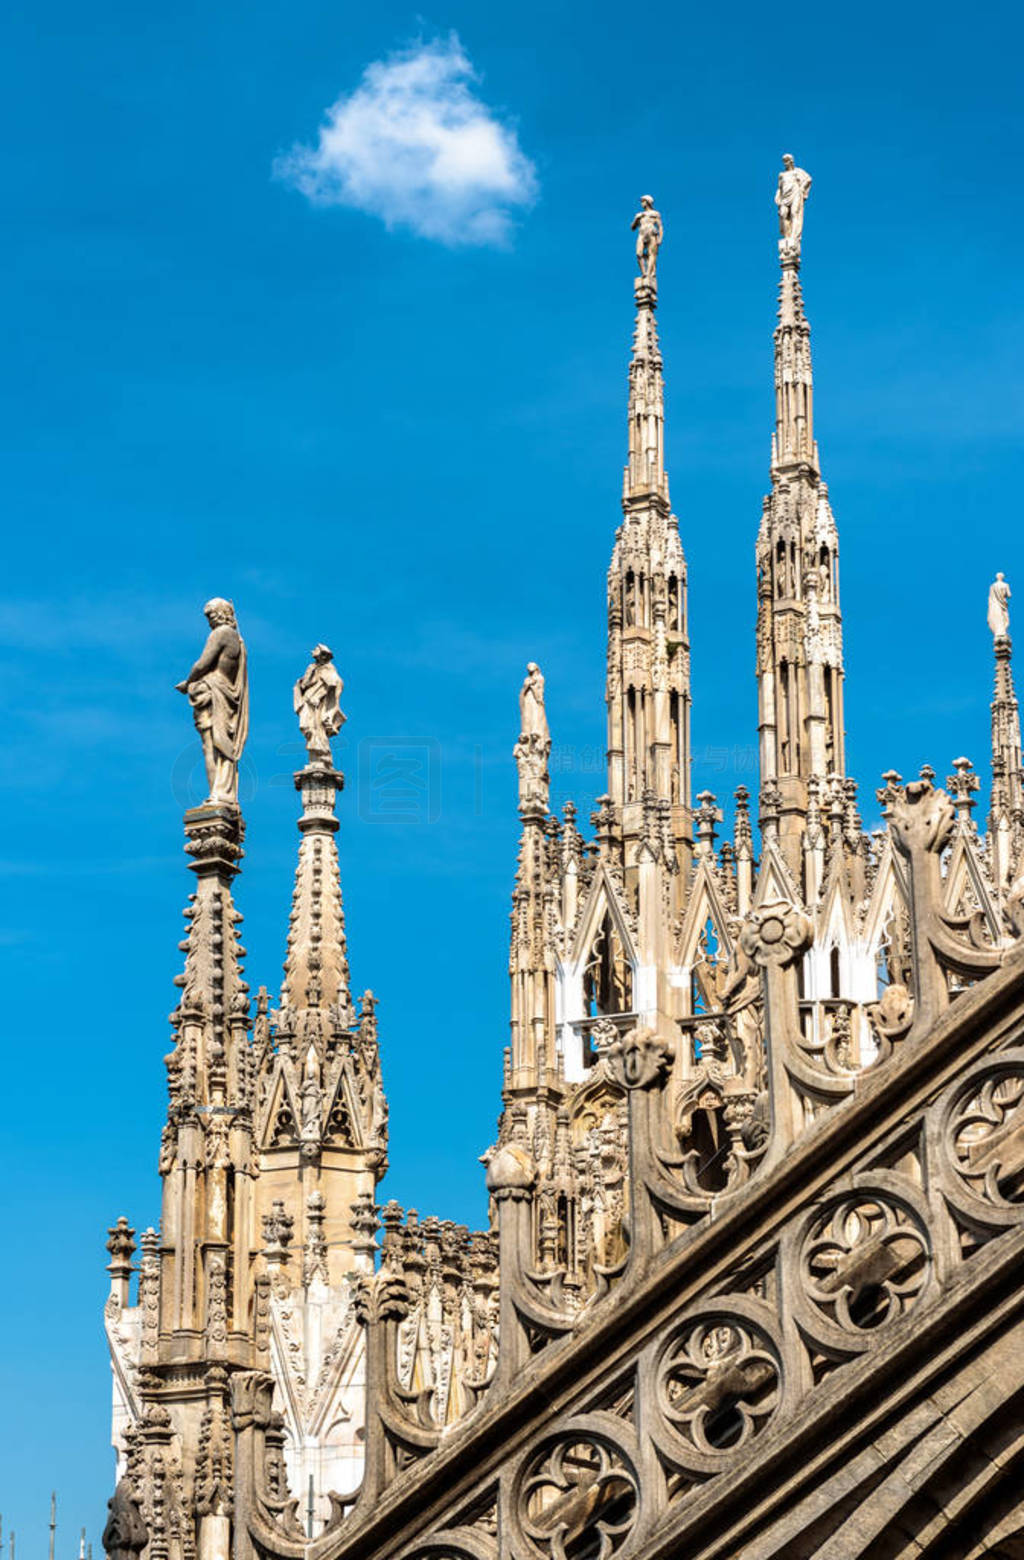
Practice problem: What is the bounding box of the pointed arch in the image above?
[944,829,1002,944]
[258,1060,303,1151]
[569,865,638,975]
[751,841,803,911]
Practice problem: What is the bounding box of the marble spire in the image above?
[281,648,351,1017]
[608,197,691,875]
[988,574,1024,889]
[757,157,847,884]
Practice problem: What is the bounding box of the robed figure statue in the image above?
[988,572,1012,639]
[776,154,812,258]
[176,598,249,806]
[514,662,551,812]
[294,644,346,765]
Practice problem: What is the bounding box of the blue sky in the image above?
[2,0,1023,1548]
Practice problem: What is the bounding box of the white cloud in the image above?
[275,36,538,246]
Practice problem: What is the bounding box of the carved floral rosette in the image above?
[646,1295,792,1478]
[930,1048,1024,1235]
[739,901,813,969]
[782,1172,937,1358]
[510,1413,642,1560]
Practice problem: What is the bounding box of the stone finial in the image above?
[294,644,345,767]
[759,781,783,841]
[775,154,811,261]
[175,599,249,808]
[106,1216,136,1268]
[695,790,722,856]
[261,1200,294,1262]
[590,794,615,855]
[351,1192,381,1262]
[876,770,904,818]
[303,1190,328,1288]
[946,756,980,820]
[106,1217,136,1308]
[988,572,1011,639]
[733,785,754,854]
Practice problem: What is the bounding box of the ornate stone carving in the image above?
[800,1192,930,1336]
[195,1369,234,1517]
[515,663,552,814]
[294,644,345,766]
[303,1190,329,1288]
[100,178,1024,1560]
[176,598,249,806]
[516,1430,638,1560]
[261,1201,295,1262]
[655,1309,781,1464]
[889,778,955,859]
[205,1252,229,1351]
[604,1025,673,1090]
[988,572,1012,638]
[102,1479,148,1560]
[1006,876,1024,936]
[485,1141,537,1199]
[775,154,811,259]
[866,982,914,1050]
[138,1227,161,1364]
[739,902,813,968]
[943,1056,1024,1215]
[631,194,663,285]
[353,1268,412,1327]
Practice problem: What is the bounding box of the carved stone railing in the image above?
[881,772,1005,1039]
[227,778,1024,1560]
[296,932,1024,1560]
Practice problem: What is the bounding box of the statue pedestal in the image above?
[295,764,344,833]
[183,803,245,878]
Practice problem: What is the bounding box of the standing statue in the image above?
[515,662,551,811]
[775,154,812,257]
[631,195,663,284]
[519,662,550,745]
[294,644,345,765]
[176,598,249,807]
[988,572,1012,638]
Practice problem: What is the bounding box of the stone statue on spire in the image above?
[776,154,812,259]
[631,195,663,285]
[515,662,551,812]
[988,573,1012,638]
[519,662,549,744]
[294,644,346,766]
[176,598,249,807]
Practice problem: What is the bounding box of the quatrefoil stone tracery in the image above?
[950,1066,1024,1207]
[657,1317,780,1458]
[517,1435,638,1560]
[801,1194,930,1335]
